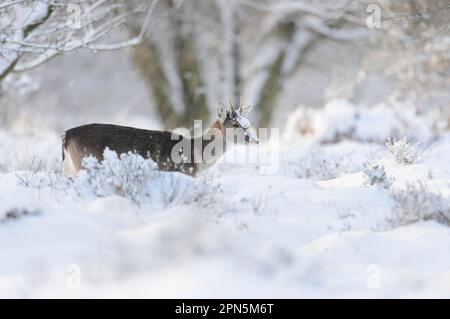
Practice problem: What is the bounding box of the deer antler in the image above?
[239,95,243,112]
[228,98,234,111]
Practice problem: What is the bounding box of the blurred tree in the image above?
[128,0,450,128]
[2,0,448,130]
[129,0,210,129]
[127,0,370,128]
[370,0,450,103]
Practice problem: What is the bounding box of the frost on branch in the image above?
[80,149,209,207]
[281,149,354,181]
[82,148,157,203]
[386,137,420,165]
[0,0,156,80]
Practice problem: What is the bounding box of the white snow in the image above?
[283,99,436,145]
[0,100,450,298]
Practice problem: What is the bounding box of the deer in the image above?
[62,98,259,177]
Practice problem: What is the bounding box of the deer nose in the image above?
[245,131,259,144]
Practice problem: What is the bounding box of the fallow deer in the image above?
[62,98,258,177]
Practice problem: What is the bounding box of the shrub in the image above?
[386,137,420,164]
[389,181,450,227]
[82,148,158,203]
[363,162,393,189]
[81,149,214,208]
[281,149,358,181]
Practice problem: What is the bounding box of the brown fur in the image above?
[210,120,225,133]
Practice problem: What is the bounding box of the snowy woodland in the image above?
[0,0,450,298]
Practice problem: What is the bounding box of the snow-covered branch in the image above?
[0,0,158,79]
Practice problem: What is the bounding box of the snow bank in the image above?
[283,99,434,145]
[0,100,450,298]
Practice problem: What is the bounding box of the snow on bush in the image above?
[11,148,221,210]
[389,181,450,227]
[80,148,218,209]
[145,170,221,210]
[281,149,356,181]
[283,99,434,145]
[386,137,420,165]
[363,162,393,189]
[15,170,73,192]
[82,148,158,203]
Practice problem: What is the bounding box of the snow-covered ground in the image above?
[0,100,449,298]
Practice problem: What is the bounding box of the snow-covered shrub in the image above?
[13,152,71,190]
[389,181,450,227]
[363,162,393,189]
[145,170,217,209]
[82,148,158,203]
[184,173,221,204]
[386,137,420,165]
[80,148,214,208]
[282,150,350,181]
[15,170,73,191]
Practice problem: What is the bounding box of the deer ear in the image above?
[217,101,227,121]
[241,105,253,116]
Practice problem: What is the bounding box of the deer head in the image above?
[217,96,259,144]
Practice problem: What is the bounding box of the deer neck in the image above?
[192,120,227,169]
[202,119,226,147]
[209,119,224,132]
